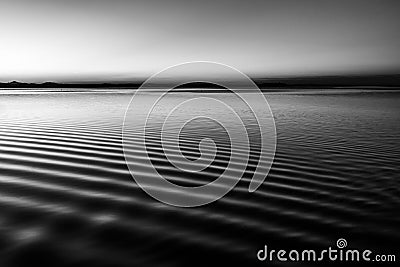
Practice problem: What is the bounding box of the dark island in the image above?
[1,74,399,90]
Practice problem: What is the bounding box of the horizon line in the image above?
[1,73,400,84]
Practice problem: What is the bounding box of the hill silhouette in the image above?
[1,74,399,90]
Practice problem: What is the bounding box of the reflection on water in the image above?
[0,90,399,266]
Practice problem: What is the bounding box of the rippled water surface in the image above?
[0,90,399,266]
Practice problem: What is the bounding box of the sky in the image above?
[0,0,399,82]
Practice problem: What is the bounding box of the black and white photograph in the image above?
[0,0,399,266]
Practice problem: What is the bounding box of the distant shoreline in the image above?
[1,74,400,90]
[1,87,400,96]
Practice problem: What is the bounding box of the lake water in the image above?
[0,90,399,266]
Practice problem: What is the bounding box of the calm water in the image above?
[0,90,399,266]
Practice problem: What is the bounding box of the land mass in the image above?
[1,74,399,90]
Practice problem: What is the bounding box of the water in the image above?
[0,90,399,266]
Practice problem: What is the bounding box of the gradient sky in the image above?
[0,0,399,82]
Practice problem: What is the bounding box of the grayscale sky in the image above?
[0,0,399,82]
